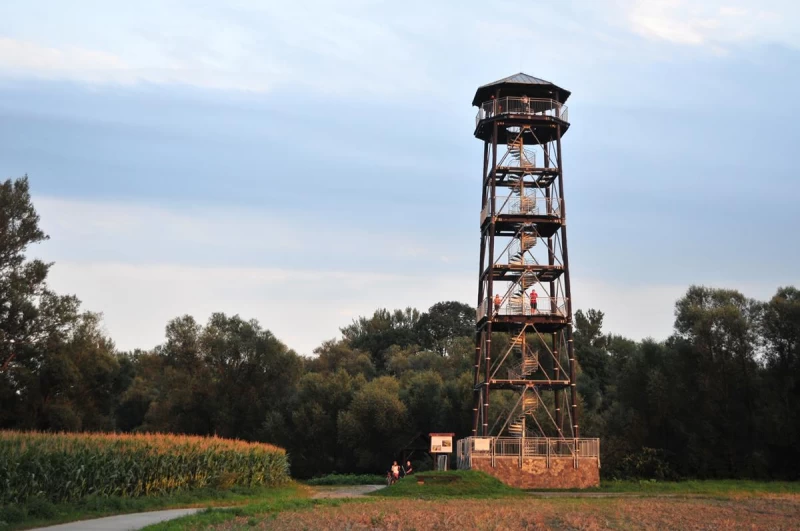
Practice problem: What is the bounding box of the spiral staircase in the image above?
[508,393,540,437]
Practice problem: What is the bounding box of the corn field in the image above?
[0,431,290,504]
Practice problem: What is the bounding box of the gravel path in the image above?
[28,485,385,530]
[27,508,201,531]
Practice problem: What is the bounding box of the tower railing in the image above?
[476,97,568,125]
[477,296,568,321]
[456,436,600,469]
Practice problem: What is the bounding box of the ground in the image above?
[142,474,800,531]
[227,495,800,530]
[13,475,800,530]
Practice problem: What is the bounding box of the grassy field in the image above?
[142,473,800,530]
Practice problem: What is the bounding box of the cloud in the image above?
[48,258,784,357]
[0,37,127,73]
[36,198,793,356]
[1,0,797,95]
[0,37,280,91]
[624,0,796,49]
[0,0,434,95]
[45,261,473,356]
[32,196,793,354]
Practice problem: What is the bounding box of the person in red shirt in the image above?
[493,294,502,314]
[530,290,538,314]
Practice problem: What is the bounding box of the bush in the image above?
[614,447,678,480]
[24,497,56,518]
[0,504,26,524]
[0,430,290,504]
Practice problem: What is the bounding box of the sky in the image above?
[0,0,798,355]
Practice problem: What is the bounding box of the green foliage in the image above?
[614,447,678,480]
[340,308,421,369]
[305,473,384,486]
[337,376,410,471]
[414,301,475,355]
[0,431,289,505]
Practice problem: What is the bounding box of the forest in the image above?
[1,176,798,480]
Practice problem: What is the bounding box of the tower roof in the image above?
[472,73,571,106]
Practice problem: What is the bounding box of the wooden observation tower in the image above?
[456,74,599,489]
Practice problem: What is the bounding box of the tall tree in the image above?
[758,286,800,478]
[0,176,91,430]
[672,286,762,477]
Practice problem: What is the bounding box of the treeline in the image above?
[0,176,798,480]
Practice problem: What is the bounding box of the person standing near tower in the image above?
[530,289,538,314]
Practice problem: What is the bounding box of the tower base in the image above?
[468,456,599,489]
[456,437,601,489]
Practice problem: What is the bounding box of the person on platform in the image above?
[530,289,538,314]
[493,294,502,314]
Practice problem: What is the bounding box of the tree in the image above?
[0,176,93,430]
[307,339,375,378]
[758,287,800,478]
[672,286,762,477]
[414,301,475,355]
[337,376,410,471]
[340,308,420,370]
[287,369,363,477]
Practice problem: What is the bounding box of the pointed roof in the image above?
[472,72,571,106]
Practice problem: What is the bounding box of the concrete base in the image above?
[469,456,600,489]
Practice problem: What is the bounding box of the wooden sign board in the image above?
[473,437,491,451]
[429,432,454,453]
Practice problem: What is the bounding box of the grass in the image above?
[143,490,353,531]
[372,470,525,499]
[7,475,798,531]
[591,479,800,495]
[141,476,800,530]
[0,485,306,531]
[304,473,384,486]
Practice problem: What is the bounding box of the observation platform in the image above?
[494,166,559,188]
[489,216,562,238]
[488,264,565,284]
[480,196,563,238]
[476,298,569,333]
[486,378,571,391]
[474,97,569,144]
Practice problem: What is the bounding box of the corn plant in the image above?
[0,430,289,503]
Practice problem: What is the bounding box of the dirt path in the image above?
[310,485,385,499]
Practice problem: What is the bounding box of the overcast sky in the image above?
[1,0,798,355]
